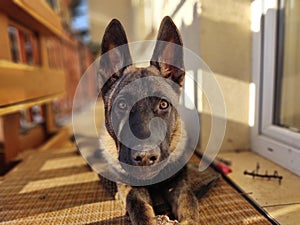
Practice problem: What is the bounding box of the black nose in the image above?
[131,146,160,166]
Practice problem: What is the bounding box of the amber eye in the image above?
[159,99,169,110]
[118,100,127,110]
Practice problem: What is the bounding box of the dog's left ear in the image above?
[100,19,132,73]
[98,19,132,94]
[150,16,185,87]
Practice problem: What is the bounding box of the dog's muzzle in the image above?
[130,145,161,166]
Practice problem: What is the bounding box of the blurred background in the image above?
[0,1,299,223]
[0,0,249,170]
[0,0,300,173]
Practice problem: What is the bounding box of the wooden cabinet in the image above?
[0,0,95,171]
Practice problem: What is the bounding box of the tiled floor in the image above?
[218,150,300,225]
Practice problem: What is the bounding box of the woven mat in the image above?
[0,140,272,225]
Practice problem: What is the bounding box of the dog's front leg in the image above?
[165,179,199,225]
[126,187,156,225]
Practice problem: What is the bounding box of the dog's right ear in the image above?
[150,16,184,87]
[98,19,132,93]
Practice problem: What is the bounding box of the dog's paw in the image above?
[155,215,179,225]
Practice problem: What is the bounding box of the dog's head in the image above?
[98,17,185,177]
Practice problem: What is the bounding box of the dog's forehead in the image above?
[118,66,178,98]
[123,65,160,77]
[103,65,181,108]
[122,66,161,85]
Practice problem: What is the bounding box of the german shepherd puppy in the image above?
[98,16,199,225]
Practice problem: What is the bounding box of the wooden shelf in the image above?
[0,60,66,108]
[0,93,65,116]
[0,0,63,36]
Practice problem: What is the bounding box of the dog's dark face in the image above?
[99,17,185,175]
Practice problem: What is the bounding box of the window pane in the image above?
[8,26,20,63]
[24,33,33,65]
[46,0,57,10]
[275,0,300,132]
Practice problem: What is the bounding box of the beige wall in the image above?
[88,0,134,44]
[199,0,252,152]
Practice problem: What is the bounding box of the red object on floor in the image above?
[216,162,232,175]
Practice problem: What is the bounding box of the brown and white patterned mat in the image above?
[0,140,273,224]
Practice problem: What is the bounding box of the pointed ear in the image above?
[150,16,185,87]
[98,19,132,92]
[97,19,132,95]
